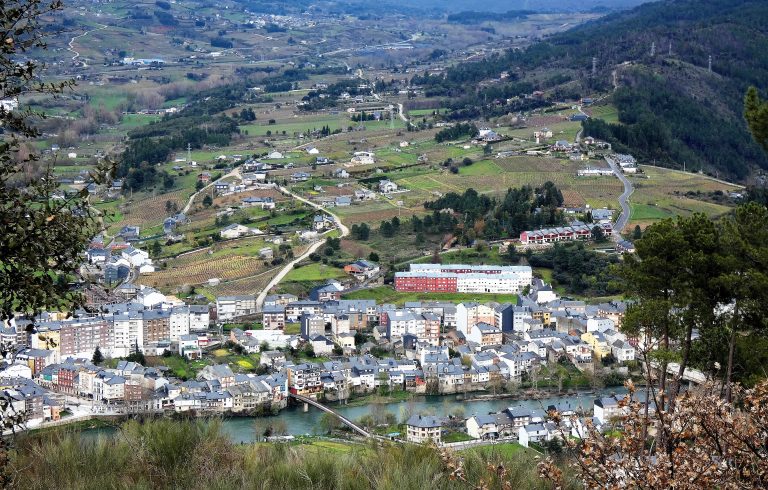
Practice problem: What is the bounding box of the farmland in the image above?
[284,263,347,282]
[25,0,749,315]
[628,166,742,227]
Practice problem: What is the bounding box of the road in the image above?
[255,187,349,311]
[605,156,634,237]
[68,23,109,64]
[181,167,241,215]
[357,67,408,125]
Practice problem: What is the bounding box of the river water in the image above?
[223,388,626,442]
[80,388,626,443]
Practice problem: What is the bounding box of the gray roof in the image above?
[407,414,442,428]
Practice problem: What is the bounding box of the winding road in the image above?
[605,156,634,237]
[181,167,241,215]
[255,187,349,311]
[68,23,109,64]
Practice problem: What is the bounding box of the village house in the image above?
[262,305,286,330]
[343,260,380,280]
[406,414,442,444]
[378,180,398,193]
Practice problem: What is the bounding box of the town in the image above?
[1,261,639,447]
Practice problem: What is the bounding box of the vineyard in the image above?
[202,268,280,297]
[117,190,188,228]
[143,254,270,289]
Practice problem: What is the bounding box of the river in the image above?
[82,388,626,443]
[232,389,630,442]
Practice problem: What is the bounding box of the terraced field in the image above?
[202,268,280,297]
[108,190,188,230]
[143,253,271,290]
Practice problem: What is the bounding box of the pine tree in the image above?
[92,346,104,366]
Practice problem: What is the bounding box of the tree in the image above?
[380,221,394,238]
[1,0,109,324]
[368,252,379,262]
[539,380,768,489]
[505,243,520,263]
[202,195,213,207]
[632,224,642,240]
[151,241,162,257]
[745,86,768,153]
[318,412,341,434]
[591,225,607,243]
[92,346,104,366]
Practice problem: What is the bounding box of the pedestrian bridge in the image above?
[289,393,372,438]
[649,362,708,385]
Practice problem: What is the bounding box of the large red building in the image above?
[394,264,532,294]
[394,274,458,293]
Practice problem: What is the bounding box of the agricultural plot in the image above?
[392,156,623,209]
[143,254,269,290]
[203,271,278,298]
[628,166,741,227]
[144,243,275,290]
[103,190,187,232]
[587,104,620,124]
[284,263,346,282]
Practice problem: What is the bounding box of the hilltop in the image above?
[527,0,768,181]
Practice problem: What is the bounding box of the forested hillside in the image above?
[549,0,768,180]
[433,0,768,181]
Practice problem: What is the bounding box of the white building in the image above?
[406,414,442,444]
[216,296,256,321]
[378,179,397,193]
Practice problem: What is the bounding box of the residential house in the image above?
[406,414,442,444]
[262,305,286,330]
[220,223,261,239]
[378,180,397,193]
[198,364,235,389]
[287,363,322,395]
[334,196,352,207]
[300,314,326,339]
[309,335,334,356]
[309,281,344,302]
[343,260,380,280]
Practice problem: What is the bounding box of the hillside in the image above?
[439,0,768,181]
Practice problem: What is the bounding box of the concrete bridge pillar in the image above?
[303,402,309,412]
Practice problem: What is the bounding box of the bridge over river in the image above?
[289,393,372,438]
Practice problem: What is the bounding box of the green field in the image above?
[588,104,620,124]
[343,286,518,305]
[284,263,346,282]
[459,159,507,176]
[630,203,674,221]
[466,443,530,458]
[443,431,476,443]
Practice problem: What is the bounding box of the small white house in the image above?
[378,180,398,193]
[220,223,261,239]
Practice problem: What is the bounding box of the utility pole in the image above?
[708,55,713,73]
[668,41,672,56]
[650,42,655,57]
[592,56,597,76]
